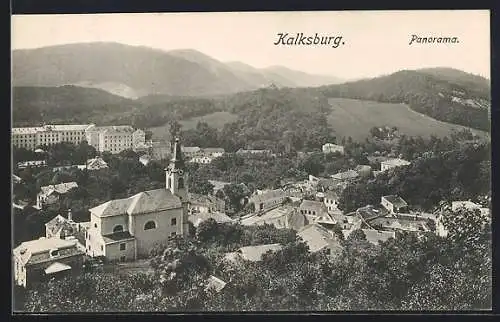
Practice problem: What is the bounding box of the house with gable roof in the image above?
[13,237,85,287]
[298,223,343,258]
[36,182,78,209]
[381,195,409,214]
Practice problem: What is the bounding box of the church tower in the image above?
[166,137,190,235]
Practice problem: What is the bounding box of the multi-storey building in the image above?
[85,126,146,154]
[12,124,95,150]
[12,124,146,154]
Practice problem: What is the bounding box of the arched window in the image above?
[144,221,156,230]
[168,177,172,189]
[178,178,184,189]
[113,225,124,233]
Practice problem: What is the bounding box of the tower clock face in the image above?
[178,169,184,176]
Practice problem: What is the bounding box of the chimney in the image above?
[67,209,73,222]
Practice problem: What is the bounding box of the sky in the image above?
[11,10,490,80]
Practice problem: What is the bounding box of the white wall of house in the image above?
[131,208,183,258]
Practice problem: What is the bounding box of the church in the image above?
[85,137,189,262]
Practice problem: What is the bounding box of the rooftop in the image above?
[369,217,429,232]
[331,170,359,181]
[382,195,408,208]
[206,275,227,293]
[40,182,78,196]
[382,158,411,167]
[356,205,385,221]
[203,148,225,153]
[240,206,294,226]
[102,231,135,244]
[323,143,343,148]
[298,223,343,254]
[182,146,201,153]
[299,200,327,213]
[44,262,72,275]
[90,189,182,217]
[451,200,482,210]
[14,237,82,266]
[12,124,94,134]
[89,125,134,133]
[251,189,287,204]
[188,212,233,228]
[45,215,77,236]
[233,243,283,262]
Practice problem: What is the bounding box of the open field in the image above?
[149,111,238,141]
[326,98,489,141]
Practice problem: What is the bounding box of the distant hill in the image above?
[12,42,342,97]
[326,98,487,141]
[12,85,137,126]
[317,68,490,131]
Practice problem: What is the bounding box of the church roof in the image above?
[90,189,182,218]
[128,189,182,215]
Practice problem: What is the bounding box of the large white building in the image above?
[85,126,145,154]
[12,124,146,154]
[12,124,95,150]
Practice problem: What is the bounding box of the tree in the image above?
[190,180,214,196]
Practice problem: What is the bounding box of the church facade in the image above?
[85,137,190,262]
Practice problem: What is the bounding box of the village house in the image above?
[202,148,225,158]
[340,214,363,239]
[381,195,409,214]
[181,146,201,158]
[356,205,385,226]
[240,206,303,230]
[331,169,359,183]
[205,275,227,294]
[249,189,288,213]
[380,158,411,172]
[298,200,332,224]
[224,243,283,264]
[188,193,225,214]
[355,165,372,178]
[17,160,47,170]
[44,210,89,252]
[297,223,343,258]
[188,212,234,228]
[76,157,108,171]
[368,217,430,233]
[322,143,345,155]
[451,200,490,217]
[323,191,340,214]
[13,237,85,288]
[36,182,78,209]
[236,148,274,157]
[85,138,190,262]
[189,155,213,164]
[139,154,151,166]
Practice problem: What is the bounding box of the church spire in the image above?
[170,137,184,170]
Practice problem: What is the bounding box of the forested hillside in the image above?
[12,86,137,126]
[318,68,490,131]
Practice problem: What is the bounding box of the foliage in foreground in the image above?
[21,208,491,312]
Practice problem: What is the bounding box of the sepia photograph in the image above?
[11,10,491,312]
